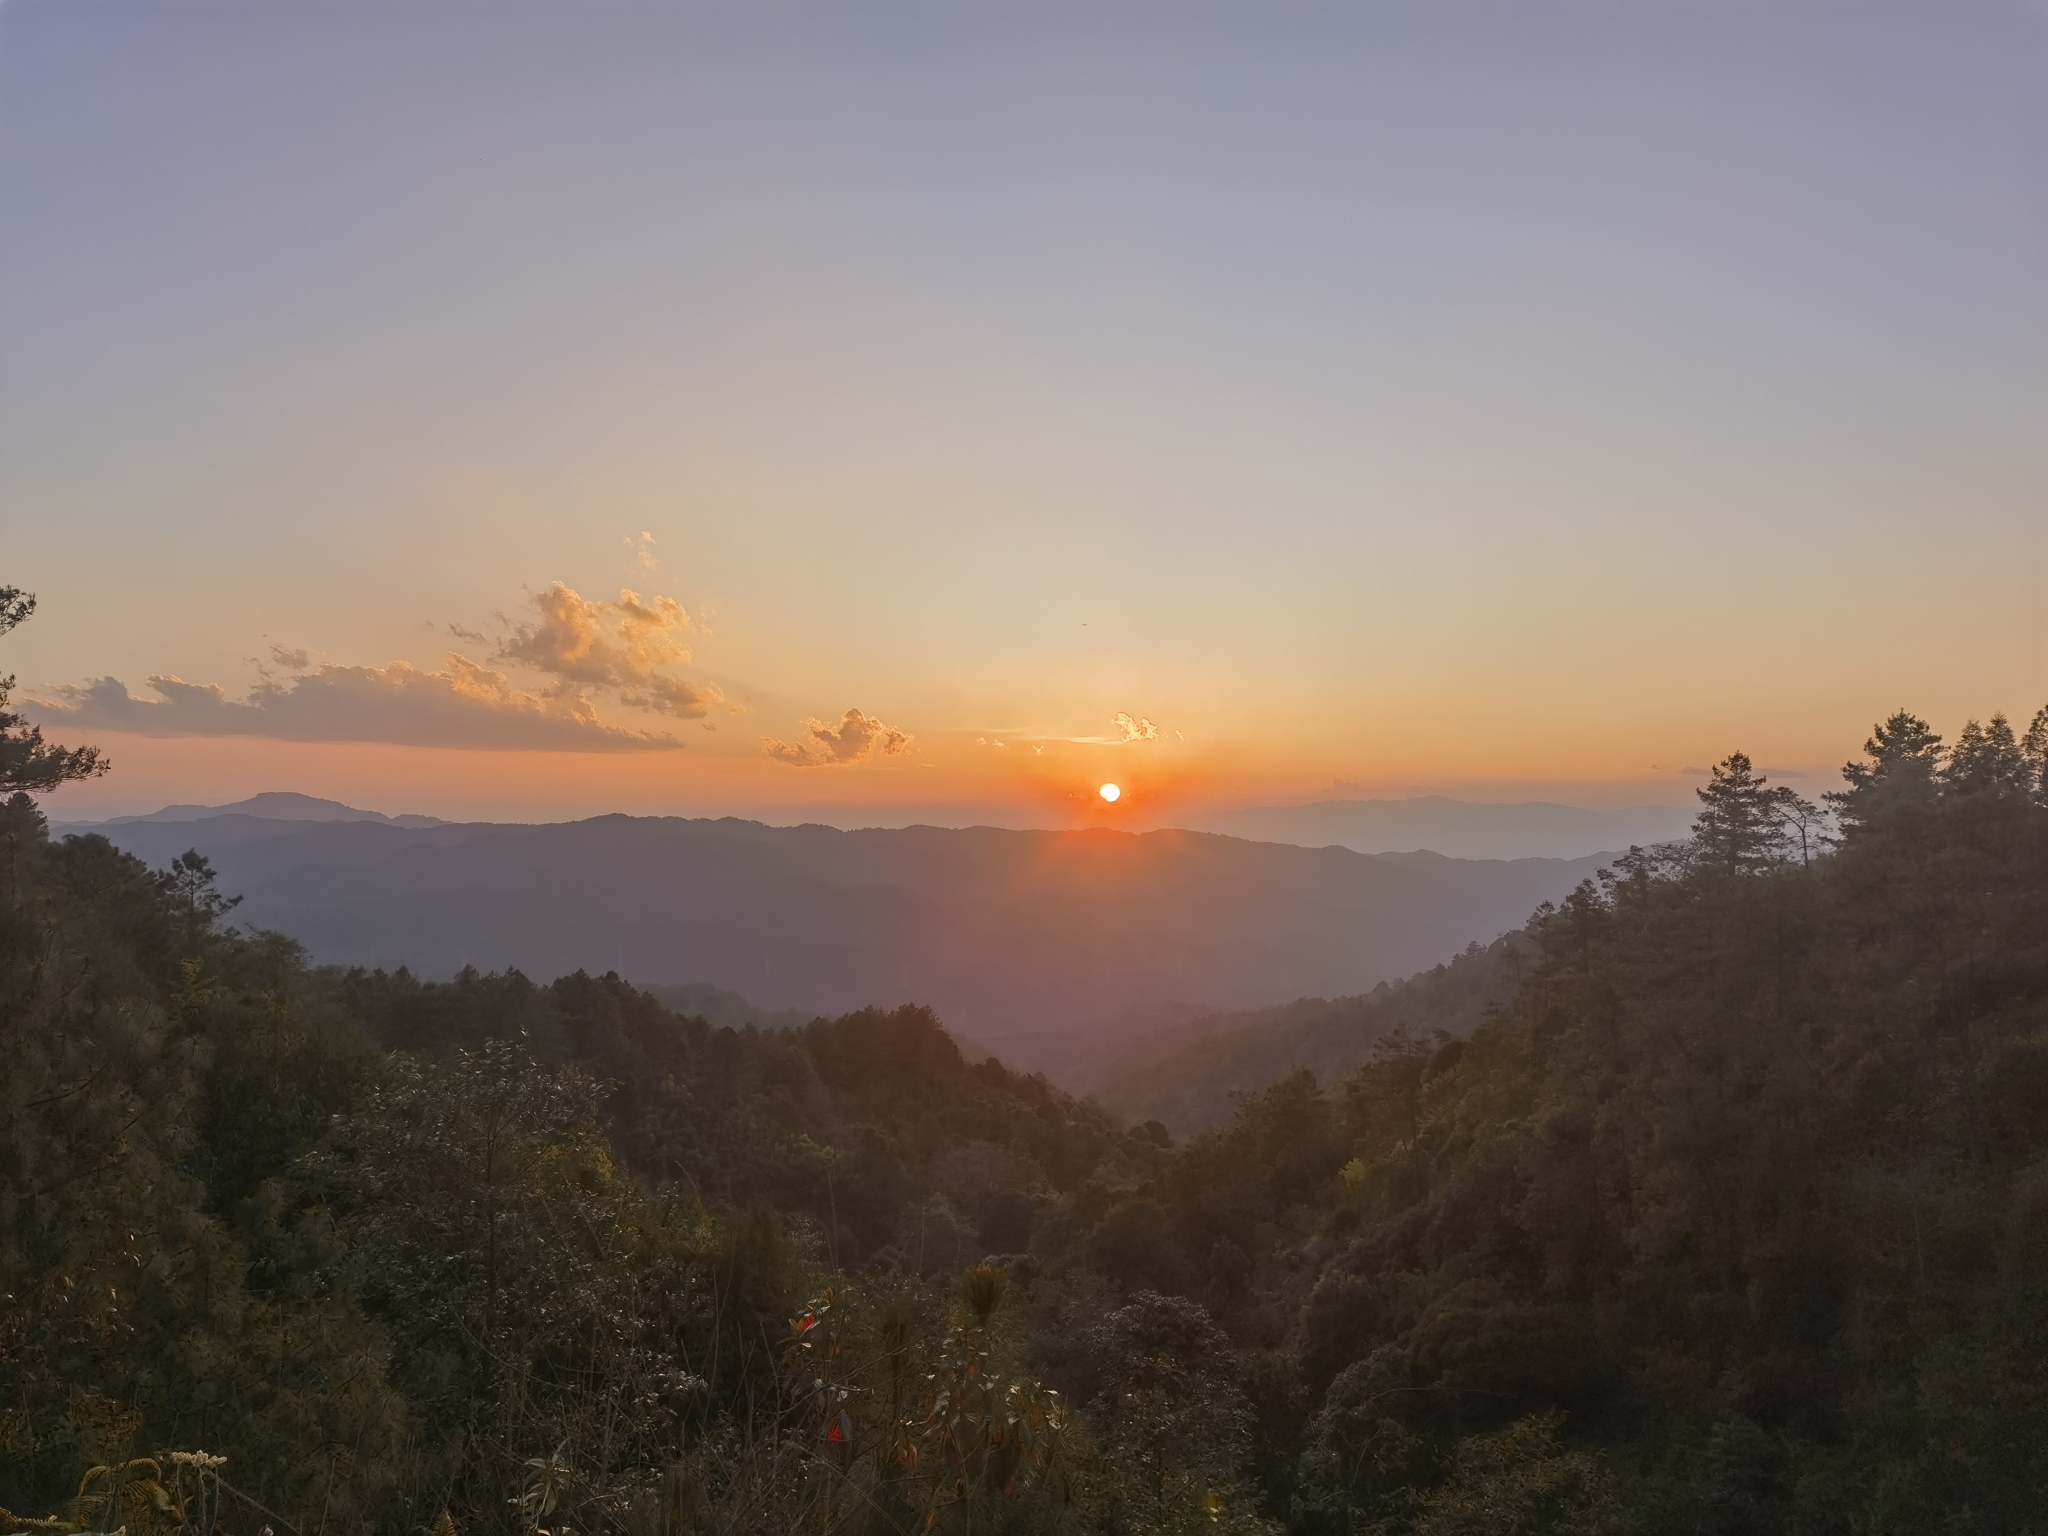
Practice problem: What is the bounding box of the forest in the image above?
[6,584,2048,1533]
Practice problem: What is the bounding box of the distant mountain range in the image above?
[53,798,1622,1061]
[1193,795,1695,860]
[59,791,1695,858]
[75,791,447,829]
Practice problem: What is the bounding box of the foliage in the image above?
[0,591,107,796]
[1088,938,1526,1138]
[1405,1413,1619,1536]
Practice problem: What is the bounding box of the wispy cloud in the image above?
[269,645,310,671]
[625,531,660,572]
[34,660,684,752]
[764,707,913,767]
[964,712,1171,747]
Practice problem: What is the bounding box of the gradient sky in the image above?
[4,1,2045,827]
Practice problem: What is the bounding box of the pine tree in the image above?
[1944,714,2029,799]
[2021,705,2048,806]
[1692,752,1792,873]
[1826,709,1943,832]
[0,585,109,796]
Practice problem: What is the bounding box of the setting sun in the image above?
[1098,783,1121,803]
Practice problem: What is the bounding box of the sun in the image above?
[1098,783,1121,803]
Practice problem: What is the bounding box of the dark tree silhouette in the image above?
[0,584,109,795]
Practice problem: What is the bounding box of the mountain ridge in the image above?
[66,810,1617,1063]
[58,790,447,828]
[1194,793,1694,859]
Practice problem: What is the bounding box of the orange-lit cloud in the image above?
[30,580,731,751]
[973,713,1172,749]
[764,707,913,767]
[34,659,684,752]
[500,582,723,719]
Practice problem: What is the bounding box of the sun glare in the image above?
[1099,783,1121,803]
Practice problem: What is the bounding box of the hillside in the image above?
[63,811,1611,1054]
[320,963,1148,1264]
[1059,715,2048,1530]
[641,979,813,1031]
[1077,931,1531,1135]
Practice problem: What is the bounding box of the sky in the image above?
[3,0,2045,828]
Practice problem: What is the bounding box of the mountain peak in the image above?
[95,791,445,828]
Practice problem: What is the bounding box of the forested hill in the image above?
[1076,931,1529,1135]
[323,962,1154,1256]
[1086,715,2048,1530]
[7,705,2048,1534]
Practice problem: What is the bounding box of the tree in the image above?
[0,585,108,795]
[1409,1413,1621,1536]
[165,848,243,922]
[1767,783,1825,866]
[0,587,31,635]
[1082,1292,1275,1534]
[1692,753,1804,873]
[1826,709,1943,832]
[1945,713,2030,800]
[305,1038,714,1532]
[2024,706,2048,805]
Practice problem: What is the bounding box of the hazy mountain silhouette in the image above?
[64,791,446,828]
[69,812,1614,1054]
[642,980,812,1031]
[1194,794,1694,860]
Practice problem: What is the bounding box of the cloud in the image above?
[34,580,745,752]
[446,622,487,644]
[499,582,723,719]
[31,658,686,753]
[618,674,725,720]
[626,532,659,571]
[764,707,913,767]
[970,712,1172,748]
